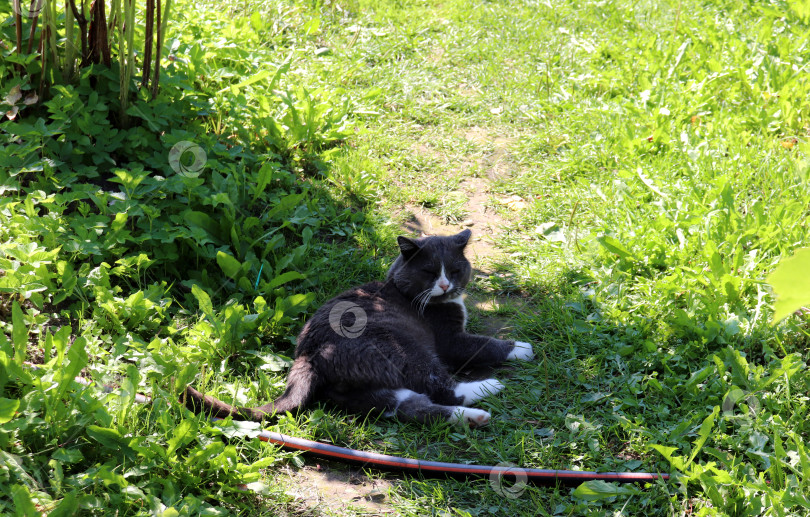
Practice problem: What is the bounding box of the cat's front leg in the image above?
[506,340,535,361]
[436,335,534,369]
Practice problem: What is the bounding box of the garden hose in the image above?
[27,364,669,487]
[249,426,669,486]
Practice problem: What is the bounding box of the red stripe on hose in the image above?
[251,427,669,486]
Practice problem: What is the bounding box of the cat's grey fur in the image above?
[184,229,534,426]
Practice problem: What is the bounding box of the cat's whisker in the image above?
[419,289,432,305]
[422,290,434,312]
[417,291,431,316]
[419,294,430,316]
[412,288,433,316]
[411,288,431,308]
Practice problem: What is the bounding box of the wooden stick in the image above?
[15,0,23,74]
[150,0,162,98]
[142,0,153,90]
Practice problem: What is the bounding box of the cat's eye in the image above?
[449,269,460,275]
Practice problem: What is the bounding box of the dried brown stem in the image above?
[15,1,23,73]
[69,0,89,65]
[88,0,111,67]
[142,0,154,89]
[25,10,39,55]
[150,0,162,98]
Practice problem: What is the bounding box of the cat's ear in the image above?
[397,236,421,259]
[453,229,472,248]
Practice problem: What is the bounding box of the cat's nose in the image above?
[439,282,450,292]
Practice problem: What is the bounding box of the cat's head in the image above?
[386,229,473,306]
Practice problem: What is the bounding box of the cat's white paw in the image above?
[454,379,504,405]
[506,341,535,361]
[449,407,491,427]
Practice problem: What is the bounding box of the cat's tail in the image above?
[182,356,320,422]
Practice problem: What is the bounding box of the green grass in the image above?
[2,0,810,515]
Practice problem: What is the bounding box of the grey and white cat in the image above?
[184,229,534,427]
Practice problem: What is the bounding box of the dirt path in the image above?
[280,129,522,516]
[400,128,525,338]
[280,461,397,515]
[401,127,516,272]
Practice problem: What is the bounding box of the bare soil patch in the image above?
[400,128,527,352]
[401,127,517,273]
[281,461,398,516]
